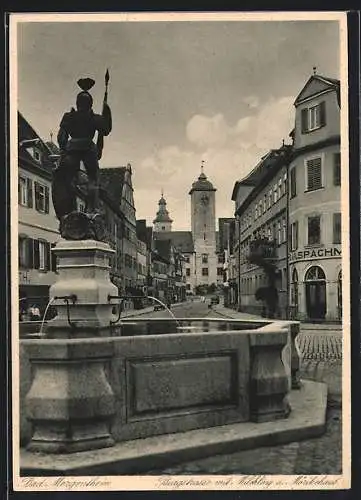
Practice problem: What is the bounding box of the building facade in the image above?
[18,113,60,314]
[288,74,341,322]
[100,165,138,294]
[235,145,292,317]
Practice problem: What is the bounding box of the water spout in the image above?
[39,297,56,336]
[146,296,180,326]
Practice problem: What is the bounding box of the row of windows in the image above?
[18,237,56,272]
[290,213,341,250]
[201,254,225,265]
[241,173,287,233]
[290,153,341,198]
[240,268,287,294]
[240,216,287,260]
[19,176,50,214]
[240,152,340,236]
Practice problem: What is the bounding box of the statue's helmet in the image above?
[76,91,93,111]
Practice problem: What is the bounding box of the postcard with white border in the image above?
[10,11,351,491]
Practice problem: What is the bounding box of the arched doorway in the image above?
[305,266,326,320]
[337,271,342,320]
[290,268,299,319]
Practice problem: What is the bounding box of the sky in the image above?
[16,15,341,230]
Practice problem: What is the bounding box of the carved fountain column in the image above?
[24,239,118,453]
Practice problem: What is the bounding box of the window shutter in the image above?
[34,182,40,211]
[51,243,57,272]
[290,168,297,197]
[320,101,326,126]
[301,108,308,133]
[307,158,322,190]
[333,153,341,186]
[27,238,34,268]
[27,178,33,208]
[33,239,40,269]
[45,186,50,213]
[333,213,341,244]
[44,242,51,271]
[18,237,24,268]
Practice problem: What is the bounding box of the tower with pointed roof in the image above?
[153,191,173,232]
[189,162,217,288]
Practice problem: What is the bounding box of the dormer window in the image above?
[301,101,326,133]
[27,146,42,163]
[33,148,41,162]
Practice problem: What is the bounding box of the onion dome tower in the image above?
[153,190,173,232]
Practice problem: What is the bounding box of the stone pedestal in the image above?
[25,338,115,453]
[249,331,290,423]
[24,239,117,453]
[47,239,118,337]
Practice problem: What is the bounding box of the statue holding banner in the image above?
[52,71,112,240]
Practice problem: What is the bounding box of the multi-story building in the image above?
[99,164,138,294]
[288,72,341,322]
[136,237,147,288]
[18,112,60,314]
[233,144,292,317]
[136,219,149,291]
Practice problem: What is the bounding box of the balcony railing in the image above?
[248,238,277,264]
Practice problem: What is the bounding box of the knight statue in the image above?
[52,71,112,240]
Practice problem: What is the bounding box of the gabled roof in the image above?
[231,147,289,201]
[235,144,292,216]
[154,230,194,253]
[99,167,127,206]
[18,112,56,178]
[294,74,340,106]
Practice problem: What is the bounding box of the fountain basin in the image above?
[20,317,301,451]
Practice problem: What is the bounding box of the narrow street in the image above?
[132,298,343,475]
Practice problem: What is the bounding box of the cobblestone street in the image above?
[297,332,342,360]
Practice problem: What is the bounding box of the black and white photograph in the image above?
[10,11,350,491]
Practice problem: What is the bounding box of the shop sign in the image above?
[289,246,341,262]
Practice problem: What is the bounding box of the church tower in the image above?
[153,191,173,232]
[189,162,217,288]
